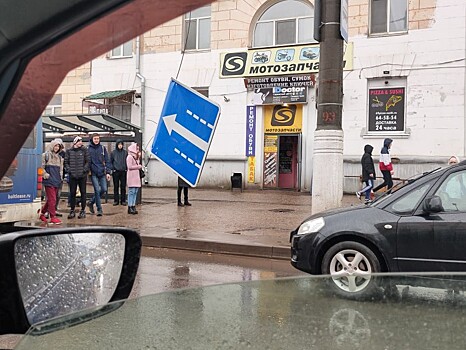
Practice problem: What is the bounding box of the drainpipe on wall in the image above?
[135,36,148,182]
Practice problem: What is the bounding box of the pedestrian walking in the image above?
[126,143,142,214]
[373,138,394,193]
[110,139,128,206]
[87,133,111,216]
[356,144,376,204]
[39,138,64,224]
[177,177,191,207]
[64,136,89,219]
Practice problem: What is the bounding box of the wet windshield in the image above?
[371,167,443,206]
[16,275,466,350]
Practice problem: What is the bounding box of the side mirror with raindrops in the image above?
[0,227,141,335]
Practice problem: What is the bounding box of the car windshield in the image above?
[15,274,466,350]
[371,167,443,206]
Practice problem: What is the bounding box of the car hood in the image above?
[298,204,369,225]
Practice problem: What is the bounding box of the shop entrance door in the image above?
[278,135,298,189]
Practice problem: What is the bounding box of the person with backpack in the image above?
[87,133,111,216]
[110,139,128,206]
[356,144,376,204]
[65,136,90,219]
[39,139,64,224]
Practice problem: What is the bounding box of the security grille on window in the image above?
[184,5,211,51]
[110,40,133,58]
[253,0,315,48]
[43,94,62,115]
[370,0,407,35]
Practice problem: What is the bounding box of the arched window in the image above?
[253,0,315,48]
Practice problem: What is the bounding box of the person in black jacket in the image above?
[110,139,128,206]
[356,144,376,204]
[65,136,90,219]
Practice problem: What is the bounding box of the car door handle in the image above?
[384,224,393,230]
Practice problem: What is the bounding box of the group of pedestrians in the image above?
[39,134,143,224]
[356,138,394,204]
[356,139,462,204]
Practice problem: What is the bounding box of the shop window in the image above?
[253,0,315,48]
[183,5,211,51]
[370,0,407,35]
[109,40,133,58]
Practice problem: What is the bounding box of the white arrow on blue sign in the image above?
[151,78,221,187]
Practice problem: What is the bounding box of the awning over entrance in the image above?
[41,113,141,144]
[83,90,136,101]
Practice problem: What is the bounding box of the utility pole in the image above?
[311,0,345,214]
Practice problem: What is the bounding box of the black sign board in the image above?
[244,75,315,89]
[368,87,405,132]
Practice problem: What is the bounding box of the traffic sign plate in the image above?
[151,79,221,187]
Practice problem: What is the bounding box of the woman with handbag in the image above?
[126,143,142,214]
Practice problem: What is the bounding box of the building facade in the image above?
[51,0,466,191]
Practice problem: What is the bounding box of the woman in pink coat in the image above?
[126,143,142,214]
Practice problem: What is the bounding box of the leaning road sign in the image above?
[151,79,221,187]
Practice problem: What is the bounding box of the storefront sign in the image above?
[220,43,353,78]
[244,75,315,89]
[252,87,307,105]
[368,87,405,132]
[246,106,256,156]
[263,135,278,188]
[248,156,255,183]
[264,105,302,134]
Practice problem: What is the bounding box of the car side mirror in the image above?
[0,227,141,335]
[423,195,444,213]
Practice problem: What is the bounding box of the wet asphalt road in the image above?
[130,247,306,298]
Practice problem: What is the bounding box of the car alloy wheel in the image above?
[322,241,381,299]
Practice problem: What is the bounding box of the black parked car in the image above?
[291,164,466,298]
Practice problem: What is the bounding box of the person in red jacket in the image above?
[373,138,394,193]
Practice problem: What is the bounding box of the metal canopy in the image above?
[42,113,142,143]
[83,90,135,101]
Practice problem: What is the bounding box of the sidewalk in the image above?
[53,187,359,260]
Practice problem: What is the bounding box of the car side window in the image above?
[434,171,466,211]
[389,182,432,215]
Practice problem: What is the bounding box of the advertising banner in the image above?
[264,105,302,134]
[263,135,278,188]
[244,75,315,89]
[251,86,307,105]
[368,87,405,132]
[220,43,353,78]
[248,156,255,183]
[246,106,256,156]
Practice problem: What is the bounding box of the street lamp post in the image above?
[312,0,345,214]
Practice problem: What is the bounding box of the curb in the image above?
[141,236,290,260]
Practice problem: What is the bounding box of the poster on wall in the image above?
[368,87,405,132]
[263,135,278,188]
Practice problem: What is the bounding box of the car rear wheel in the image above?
[321,241,381,299]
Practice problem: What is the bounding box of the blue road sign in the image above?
[151,79,221,187]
